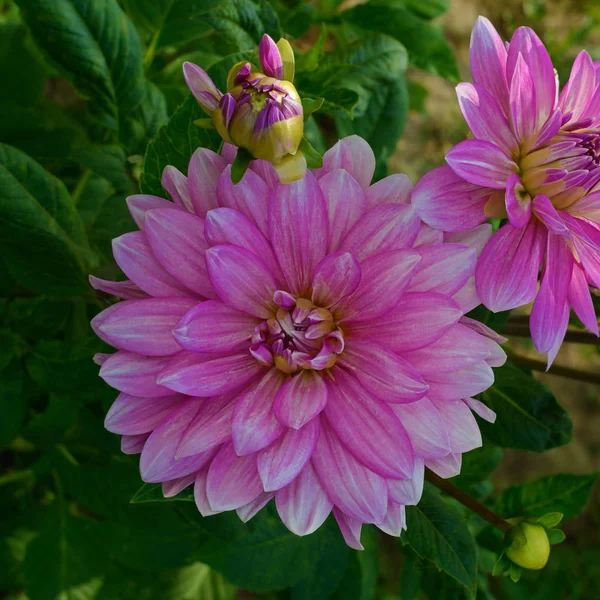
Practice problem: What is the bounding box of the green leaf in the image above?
[78,145,131,192]
[399,0,450,19]
[16,0,146,136]
[6,297,72,340]
[402,483,477,596]
[488,472,599,521]
[534,512,563,529]
[0,359,27,449]
[478,361,572,452]
[231,148,254,184]
[342,0,458,80]
[0,143,91,296]
[451,443,503,497]
[302,97,324,121]
[130,482,194,504]
[547,529,566,544]
[299,137,323,169]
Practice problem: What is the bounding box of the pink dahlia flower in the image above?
[91,136,503,549]
[413,16,600,364]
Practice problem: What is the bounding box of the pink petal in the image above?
[173,300,259,353]
[188,148,227,217]
[324,371,414,479]
[390,399,451,459]
[560,51,597,122]
[273,370,328,430]
[376,502,406,537]
[424,361,495,401]
[112,232,195,298]
[250,159,279,187]
[126,194,178,229]
[318,136,375,191]
[216,166,270,238]
[104,392,184,435]
[459,315,508,344]
[311,252,362,307]
[414,224,444,247]
[560,213,600,288]
[338,250,421,322]
[204,207,283,283]
[569,190,600,221]
[426,453,462,479]
[92,297,196,356]
[532,194,570,236]
[470,16,509,113]
[176,391,239,458]
[121,433,148,455]
[446,139,516,190]
[144,208,215,298]
[236,492,274,522]
[275,462,333,535]
[232,369,286,455]
[258,34,283,78]
[100,351,173,397]
[476,220,547,312]
[206,442,264,511]
[530,233,574,355]
[430,398,482,453]
[445,224,493,256]
[546,303,570,368]
[140,398,216,482]
[257,418,320,492]
[182,62,221,111]
[318,169,367,252]
[365,174,413,209]
[456,82,518,155]
[194,469,220,516]
[157,351,264,397]
[338,340,428,403]
[412,165,492,232]
[162,473,196,498]
[334,508,363,550]
[509,54,538,143]
[162,166,193,211]
[269,171,329,296]
[464,398,497,424]
[347,292,462,353]
[89,276,149,300]
[408,244,476,296]
[339,204,420,261]
[312,419,388,523]
[506,173,532,229]
[387,458,425,505]
[206,244,278,318]
[569,261,598,335]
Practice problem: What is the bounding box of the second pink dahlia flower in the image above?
[91,136,503,549]
[413,16,600,364]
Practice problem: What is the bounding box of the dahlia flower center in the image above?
[249,290,345,373]
[237,76,290,115]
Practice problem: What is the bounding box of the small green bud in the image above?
[505,521,550,570]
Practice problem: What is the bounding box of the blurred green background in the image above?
[0,0,598,599]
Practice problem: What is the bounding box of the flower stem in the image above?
[510,353,600,385]
[424,469,511,533]
[504,322,599,345]
[71,168,92,205]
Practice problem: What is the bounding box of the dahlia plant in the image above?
[414,16,600,364]
[91,136,504,548]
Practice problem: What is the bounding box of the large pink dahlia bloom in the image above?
[91,136,503,549]
[413,16,600,364]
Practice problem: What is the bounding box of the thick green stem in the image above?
[425,470,511,533]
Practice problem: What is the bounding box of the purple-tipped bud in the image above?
[234,63,252,87]
[220,93,236,128]
[182,62,221,111]
[259,34,284,80]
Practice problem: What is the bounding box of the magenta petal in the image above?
[236,492,274,522]
[425,361,495,401]
[560,213,600,288]
[162,473,196,498]
[183,62,221,111]
[121,433,148,455]
[376,502,406,537]
[258,419,320,492]
[318,169,367,252]
[216,165,270,238]
[456,82,518,155]
[509,54,538,143]
[112,232,194,298]
[144,208,216,299]
[387,458,425,506]
[157,351,264,397]
[273,370,328,430]
[140,398,216,482]
[206,443,264,512]
[568,190,600,221]
[334,508,364,550]
[258,34,283,79]
[92,297,196,356]
[206,244,278,318]
[104,392,183,435]
[446,139,516,190]
[275,462,333,535]
[250,159,279,187]
[338,250,420,323]
[188,148,227,217]
[430,398,482,453]
[532,194,570,236]
[464,397,496,423]
[390,399,451,459]
[204,207,283,283]
[414,224,444,247]
[232,369,286,456]
[176,391,239,458]
[194,469,220,516]
[426,453,462,479]
[89,276,149,300]
[269,171,329,296]
[100,351,173,397]
[339,204,420,261]
[470,17,509,113]
[505,173,532,229]
[475,220,547,312]
[338,340,428,403]
[445,224,493,256]
[312,419,387,523]
[311,252,361,307]
[324,371,414,479]
[162,166,193,212]
[569,261,599,335]
[412,165,492,232]
[530,233,573,355]
[174,300,259,353]
[126,194,178,229]
[408,243,476,296]
[560,51,597,122]
[318,136,376,191]
[365,174,413,209]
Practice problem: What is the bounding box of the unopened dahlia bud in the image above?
[183,34,305,183]
[505,520,550,570]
